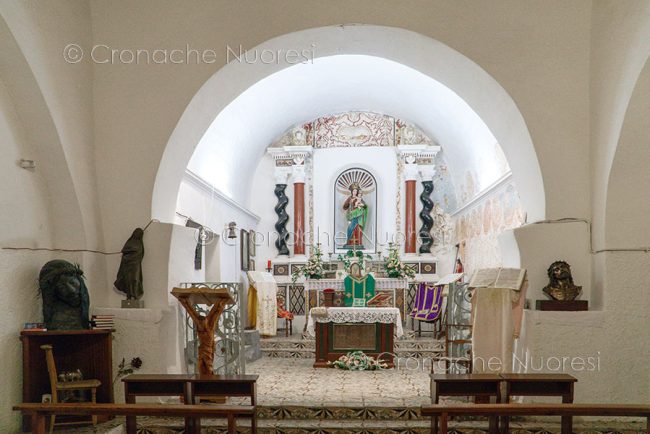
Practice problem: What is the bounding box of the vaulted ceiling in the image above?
[187,55,506,207]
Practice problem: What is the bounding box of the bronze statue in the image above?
[543,261,582,301]
[114,228,145,300]
[39,260,90,330]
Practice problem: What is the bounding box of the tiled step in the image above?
[260,338,445,359]
[260,338,444,351]
[260,348,444,360]
[257,404,427,421]
[261,348,314,358]
[79,415,648,434]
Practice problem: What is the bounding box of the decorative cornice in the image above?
[183,170,260,222]
[451,172,513,217]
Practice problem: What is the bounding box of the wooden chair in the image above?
[40,344,101,434]
[276,295,294,337]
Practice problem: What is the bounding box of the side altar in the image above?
[307,307,403,368]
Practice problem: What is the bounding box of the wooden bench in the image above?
[500,373,576,433]
[420,403,650,434]
[123,373,258,433]
[431,374,502,434]
[14,403,255,434]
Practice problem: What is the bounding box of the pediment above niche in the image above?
[269,111,434,149]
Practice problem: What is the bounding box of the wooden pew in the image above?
[421,403,650,434]
[14,403,255,434]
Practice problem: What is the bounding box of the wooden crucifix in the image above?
[171,286,235,375]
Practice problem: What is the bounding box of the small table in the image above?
[430,374,502,434]
[123,374,194,434]
[189,375,258,433]
[501,373,577,434]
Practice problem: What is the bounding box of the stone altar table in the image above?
[307,307,403,368]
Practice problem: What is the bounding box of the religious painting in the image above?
[240,229,250,271]
[334,168,377,253]
[249,230,256,257]
[314,112,394,148]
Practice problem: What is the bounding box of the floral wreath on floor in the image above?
[328,351,388,370]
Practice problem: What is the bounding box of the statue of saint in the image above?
[543,260,582,301]
[39,260,90,330]
[342,183,368,248]
[114,228,145,300]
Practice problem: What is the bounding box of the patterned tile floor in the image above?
[45,356,646,433]
[244,357,435,407]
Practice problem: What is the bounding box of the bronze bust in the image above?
[39,260,90,330]
[543,261,582,301]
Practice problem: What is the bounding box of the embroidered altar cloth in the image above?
[307,307,404,337]
[247,271,277,336]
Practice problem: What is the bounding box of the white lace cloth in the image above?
[306,307,404,337]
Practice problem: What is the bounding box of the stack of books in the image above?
[23,322,47,332]
[91,314,115,330]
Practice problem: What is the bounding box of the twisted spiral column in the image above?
[274,184,290,256]
[419,180,434,254]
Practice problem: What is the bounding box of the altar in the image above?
[307,307,403,368]
[304,278,409,319]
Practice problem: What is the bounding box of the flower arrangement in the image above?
[337,249,373,274]
[328,351,388,370]
[384,243,415,279]
[292,244,325,282]
[113,357,143,384]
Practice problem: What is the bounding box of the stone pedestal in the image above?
[121,299,144,308]
[536,300,589,311]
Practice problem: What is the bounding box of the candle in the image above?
[267,259,272,270]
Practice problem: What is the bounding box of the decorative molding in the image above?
[314,112,395,148]
[183,170,260,222]
[274,167,291,184]
[451,172,513,217]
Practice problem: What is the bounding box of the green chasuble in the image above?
[344,274,376,307]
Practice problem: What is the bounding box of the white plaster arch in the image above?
[591,2,650,249]
[605,57,650,247]
[153,25,544,222]
[0,15,86,248]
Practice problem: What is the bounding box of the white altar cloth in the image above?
[307,307,404,338]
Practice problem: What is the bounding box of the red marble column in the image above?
[294,182,305,255]
[405,179,417,253]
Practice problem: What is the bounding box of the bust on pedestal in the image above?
[536,261,588,311]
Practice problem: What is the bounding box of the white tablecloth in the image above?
[307,307,404,337]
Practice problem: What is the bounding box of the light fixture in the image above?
[227,222,237,239]
[19,159,36,169]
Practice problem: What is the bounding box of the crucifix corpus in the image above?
[171,286,235,374]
